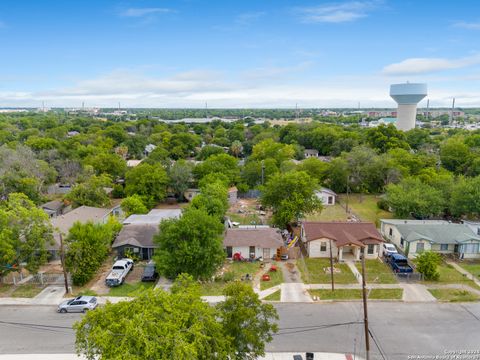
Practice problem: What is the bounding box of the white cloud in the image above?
[296,1,380,23]
[453,21,480,30]
[382,54,480,75]
[119,8,172,18]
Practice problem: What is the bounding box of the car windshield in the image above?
[113,265,125,270]
[89,298,97,303]
[144,267,154,275]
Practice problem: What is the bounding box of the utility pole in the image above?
[261,160,265,185]
[345,175,350,215]
[329,239,334,291]
[59,234,70,295]
[361,248,370,360]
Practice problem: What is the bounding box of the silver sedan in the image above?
[57,296,98,313]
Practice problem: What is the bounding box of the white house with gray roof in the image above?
[380,219,480,259]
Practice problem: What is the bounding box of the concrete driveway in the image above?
[399,283,437,302]
[280,261,312,302]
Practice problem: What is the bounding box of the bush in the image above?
[222,271,235,282]
[377,199,389,211]
[416,251,441,281]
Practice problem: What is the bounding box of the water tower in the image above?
[390,82,427,131]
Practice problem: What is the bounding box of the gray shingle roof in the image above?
[112,224,159,249]
[223,228,283,248]
[395,223,480,244]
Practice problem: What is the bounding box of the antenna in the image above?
[450,98,455,124]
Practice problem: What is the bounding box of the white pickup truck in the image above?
[105,258,134,287]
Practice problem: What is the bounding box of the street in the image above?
[0,302,479,360]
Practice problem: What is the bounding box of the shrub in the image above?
[416,251,441,281]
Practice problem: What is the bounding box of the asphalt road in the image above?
[0,302,479,360]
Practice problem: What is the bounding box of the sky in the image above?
[1,0,480,108]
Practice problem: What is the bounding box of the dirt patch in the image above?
[124,263,146,284]
[38,260,64,274]
[87,256,117,295]
[227,198,271,225]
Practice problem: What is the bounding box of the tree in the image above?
[261,171,322,227]
[65,218,121,286]
[366,124,410,153]
[385,178,445,218]
[196,145,225,160]
[125,163,169,207]
[191,181,229,222]
[297,157,329,185]
[440,137,471,174]
[416,251,441,281]
[65,175,112,208]
[121,195,148,216]
[83,152,127,179]
[168,160,194,200]
[0,193,53,276]
[154,208,225,280]
[74,275,278,360]
[230,140,243,158]
[450,176,480,218]
[250,139,296,166]
[217,282,279,360]
[194,153,239,185]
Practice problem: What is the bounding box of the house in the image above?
[301,222,384,261]
[380,219,480,259]
[315,188,337,206]
[123,208,182,225]
[40,200,67,218]
[223,227,283,260]
[49,206,119,260]
[463,220,480,236]
[112,224,159,260]
[304,149,319,158]
[184,188,201,202]
[47,183,72,195]
[144,144,157,155]
[126,159,143,167]
[228,186,238,205]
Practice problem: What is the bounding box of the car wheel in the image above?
[82,308,89,313]
[59,308,67,313]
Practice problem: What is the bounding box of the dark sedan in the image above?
[141,263,159,282]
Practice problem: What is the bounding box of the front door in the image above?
[226,246,233,258]
[249,246,255,259]
[263,248,270,260]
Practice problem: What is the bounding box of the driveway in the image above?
[280,261,312,302]
[399,283,436,302]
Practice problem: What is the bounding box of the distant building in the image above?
[315,188,337,206]
[127,159,143,167]
[144,144,157,155]
[304,149,319,158]
[184,188,201,202]
[122,208,182,225]
[40,200,66,218]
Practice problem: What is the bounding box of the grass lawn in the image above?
[108,282,156,297]
[260,263,283,290]
[309,288,403,300]
[369,288,403,299]
[11,284,45,298]
[459,262,480,279]
[356,260,397,284]
[200,261,263,296]
[227,212,263,225]
[338,194,393,226]
[421,262,480,290]
[263,290,281,301]
[428,288,480,302]
[0,284,13,296]
[297,258,357,284]
[306,204,348,222]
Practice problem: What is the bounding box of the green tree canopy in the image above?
[0,193,54,276]
[261,171,322,227]
[65,175,112,208]
[154,208,225,279]
[125,163,169,207]
[366,124,410,153]
[194,153,239,185]
[74,275,278,360]
[168,160,194,200]
[121,195,148,217]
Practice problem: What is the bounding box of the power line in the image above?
[368,328,387,360]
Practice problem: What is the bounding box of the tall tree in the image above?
[0,193,54,276]
[125,163,169,207]
[168,160,194,200]
[261,171,322,227]
[154,208,225,280]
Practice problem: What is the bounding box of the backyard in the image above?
[306,194,393,226]
[226,198,270,226]
[297,258,357,284]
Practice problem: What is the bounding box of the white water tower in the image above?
[390,82,427,131]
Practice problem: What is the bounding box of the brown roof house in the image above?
[112,224,159,261]
[223,227,283,260]
[301,222,384,261]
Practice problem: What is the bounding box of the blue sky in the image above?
[1,0,480,108]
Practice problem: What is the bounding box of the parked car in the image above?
[141,262,159,282]
[387,253,414,274]
[105,258,134,287]
[58,296,97,313]
[382,243,398,258]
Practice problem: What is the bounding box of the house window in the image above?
[389,228,393,237]
[328,196,333,205]
[320,242,327,252]
[416,242,425,253]
[400,237,404,247]
[367,244,375,255]
[249,246,255,258]
[461,243,480,254]
[440,244,448,251]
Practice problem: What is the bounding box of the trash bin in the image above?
[306,352,314,360]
